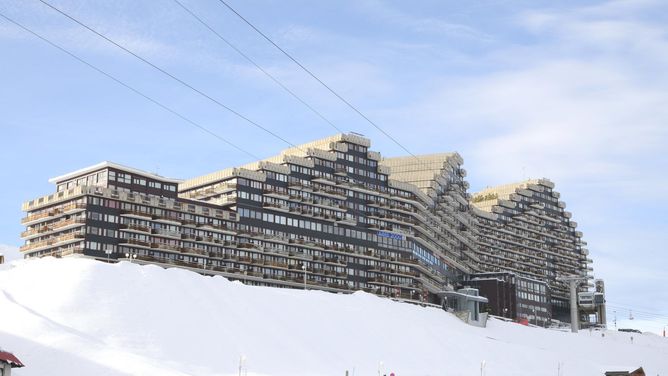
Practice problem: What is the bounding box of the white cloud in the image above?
[353,0,494,41]
[372,1,668,193]
[0,1,216,71]
[276,25,321,44]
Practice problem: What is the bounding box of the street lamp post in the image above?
[302,263,307,290]
[125,250,137,263]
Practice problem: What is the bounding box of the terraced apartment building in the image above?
[19,133,595,317]
[470,180,593,322]
[20,134,478,303]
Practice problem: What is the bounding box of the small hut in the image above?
[0,351,25,375]
[605,367,645,376]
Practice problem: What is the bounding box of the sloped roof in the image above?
[0,351,25,368]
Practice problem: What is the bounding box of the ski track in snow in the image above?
[1,257,666,376]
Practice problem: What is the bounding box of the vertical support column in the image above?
[569,280,578,333]
[596,279,607,327]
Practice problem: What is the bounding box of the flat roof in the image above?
[437,290,489,303]
[48,161,182,185]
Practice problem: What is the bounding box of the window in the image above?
[117,173,131,184]
[96,171,107,183]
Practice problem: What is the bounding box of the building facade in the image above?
[468,272,551,326]
[20,134,481,304]
[19,133,596,317]
[470,180,593,321]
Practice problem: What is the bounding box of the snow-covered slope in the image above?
[0,258,665,376]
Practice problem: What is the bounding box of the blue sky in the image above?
[1,0,667,332]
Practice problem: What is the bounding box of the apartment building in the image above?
[20,134,478,303]
[470,179,593,321]
[19,133,595,317]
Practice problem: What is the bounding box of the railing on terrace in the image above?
[37,246,84,258]
[22,217,86,238]
[22,185,87,211]
[20,231,85,252]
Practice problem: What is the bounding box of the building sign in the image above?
[377,230,405,241]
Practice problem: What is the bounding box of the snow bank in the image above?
[1,257,665,376]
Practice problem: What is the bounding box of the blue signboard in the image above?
[377,230,405,241]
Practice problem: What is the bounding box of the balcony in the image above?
[151,212,182,225]
[22,185,87,212]
[312,187,346,200]
[213,196,237,206]
[152,228,182,239]
[62,202,87,214]
[198,235,226,246]
[121,238,151,247]
[262,202,291,212]
[335,217,356,226]
[149,242,184,254]
[120,223,151,233]
[21,210,55,225]
[263,188,289,198]
[22,218,86,239]
[180,246,207,256]
[37,245,85,258]
[20,231,85,253]
[120,209,153,220]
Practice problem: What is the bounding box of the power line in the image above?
[607,305,668,319]
[607,302,668,315]
[37,0,299,150]
[172,0,343,134]
[216,0,420,160]
[0,11,260,161]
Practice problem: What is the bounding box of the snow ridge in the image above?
[0,258,665,376]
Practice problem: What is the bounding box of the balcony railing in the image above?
[120,223,151,233]
[22,217,86,238]
[20,231,85,252]
[23,203,88,224]
[21,210,54,224]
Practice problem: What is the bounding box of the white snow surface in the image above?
[0,257,666,376]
